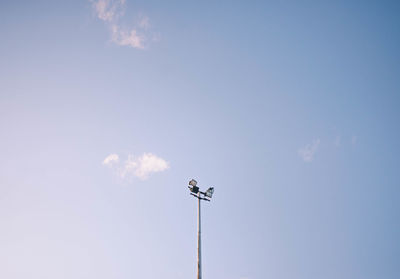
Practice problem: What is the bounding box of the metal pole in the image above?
[197,195,202,279]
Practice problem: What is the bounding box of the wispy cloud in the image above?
[103,153,169,180]
[90,0,153,49]
[111,24,144,49]
[92,0,125,22]
[103,153,119,166]
[132,153,169,180]
[298,139,320,162]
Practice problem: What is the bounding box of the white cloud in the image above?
[133,153,169,180]
[119,154,138,178]
[298,139,320,162]
[103,153,119,166]
[92,0,125,22]
[90,0,153,49]
[111,25,144,49]
[102,153,169,181]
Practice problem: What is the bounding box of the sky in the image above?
[1,0,400,278]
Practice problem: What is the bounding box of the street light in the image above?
[188,179,214,279]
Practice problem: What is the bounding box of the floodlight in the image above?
[205,187,214,198]
[189,179,198,187]
[190,185,199,194]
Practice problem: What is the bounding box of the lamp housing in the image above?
[190,185,199,194]
[189,179,198,187]
[205,187,214,198]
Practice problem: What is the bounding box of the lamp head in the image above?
[189,179,197,187]
[205,187,214,198]
[189,179,199,194]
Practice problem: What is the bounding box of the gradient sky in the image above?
[1,1,400,278]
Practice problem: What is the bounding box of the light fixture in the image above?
[205,187,214,198]
[189,179,199,193]
[189,179,197,187]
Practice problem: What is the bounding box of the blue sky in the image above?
[1,0,399,278]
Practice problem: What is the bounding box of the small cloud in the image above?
[103,153,119,166]
[120,154,138,178]
[91,0,125,22]
[298,139,320,162]
[133,153,169,180]
[103,153,169,181]
[90,0,155,49]
[111,25,144,49]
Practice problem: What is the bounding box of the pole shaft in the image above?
[197,196,202,279]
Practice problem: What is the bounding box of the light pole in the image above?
[188,179,214,279]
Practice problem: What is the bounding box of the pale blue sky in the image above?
[1,1,399,278]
